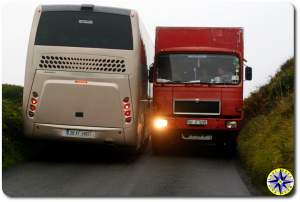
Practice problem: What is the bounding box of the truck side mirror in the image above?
[149,64,154,83]
[245,66,252,80]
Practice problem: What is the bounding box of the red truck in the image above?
[149,27,252,153]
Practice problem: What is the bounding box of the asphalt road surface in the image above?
[3,141,254,197]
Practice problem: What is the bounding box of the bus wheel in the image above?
[123,145,142,157]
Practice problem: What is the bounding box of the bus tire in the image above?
[123,145,141,157]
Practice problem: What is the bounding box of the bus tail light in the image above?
[125,117,132,123]
[30,105,36,111]
[124,103,130,110]
[28,91,39,118]
[31,98,37,105]
[123,97,131,123]
[123,97,129,102]
[28,111,34,117]
[32,91,38,98]
[124,110,131,116]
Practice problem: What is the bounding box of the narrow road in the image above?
[2,141,252,197]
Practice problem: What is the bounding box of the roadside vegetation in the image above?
[238,58,294,195]
[2,84,31,169]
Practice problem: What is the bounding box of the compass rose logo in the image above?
[266,168,294,196]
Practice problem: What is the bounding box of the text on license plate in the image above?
[186,119,208,126]
[63,130,96,139]
[182,134,212,141]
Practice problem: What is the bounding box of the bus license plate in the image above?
[186,119,208,126]
[63,130,96,139]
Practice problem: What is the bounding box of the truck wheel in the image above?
[223,135,237,156]
[227,136,237,155]
[216,135,237,156]
[151,135,166,155]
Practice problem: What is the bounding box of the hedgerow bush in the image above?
[243,58,294,120]
[2,84,29,169]
[238,58,294,195]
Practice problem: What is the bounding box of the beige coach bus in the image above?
[23,4,149,151]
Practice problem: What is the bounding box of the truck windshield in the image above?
[35,11,133,50]
[156,54,240,84]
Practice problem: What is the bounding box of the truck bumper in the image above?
[163,116,242,130]
[151,116,242,142]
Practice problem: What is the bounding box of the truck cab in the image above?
[149,27,252,153]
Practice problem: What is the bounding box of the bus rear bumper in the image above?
[27,123,125,145]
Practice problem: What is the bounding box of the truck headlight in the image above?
[154,118,168,129]
[226,121,237,129]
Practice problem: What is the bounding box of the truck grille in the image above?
[174,100,220,115]
[37,54,127,73]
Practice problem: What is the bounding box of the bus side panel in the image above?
[23,7,42,136]
[123,14,150,148]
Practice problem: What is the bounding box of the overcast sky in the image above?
[1,0,294,98]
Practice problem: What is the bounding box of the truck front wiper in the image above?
[171,80,189,83]
[160,80,188,83]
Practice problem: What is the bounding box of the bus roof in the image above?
[41,4,132,16]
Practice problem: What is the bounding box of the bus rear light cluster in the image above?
[28,92,38,118]
[123,97,132,123]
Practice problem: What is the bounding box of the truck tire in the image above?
[151,135,166,155]
[218,135,237,156]
[225,137,237,155]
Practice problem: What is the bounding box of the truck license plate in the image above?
[182,134,213,141]
[186,119,208,126]
[63,130,96,139]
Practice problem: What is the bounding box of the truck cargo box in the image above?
[155,27,243,56]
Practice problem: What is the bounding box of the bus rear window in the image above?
[35,11,133,50]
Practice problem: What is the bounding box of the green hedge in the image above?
[243,58,294,120]
[2,84,23,103]
[2,84,29,169]
[238,58,294,195]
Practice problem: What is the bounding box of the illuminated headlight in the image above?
[154,118,168,129]
[226,121,237,129]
